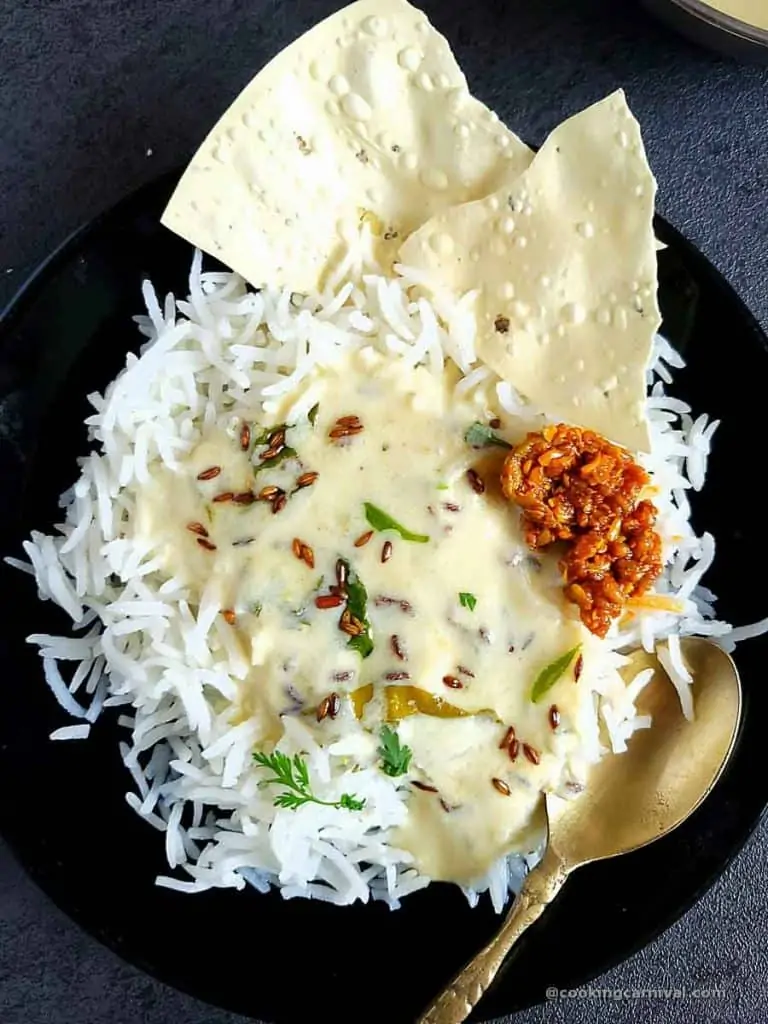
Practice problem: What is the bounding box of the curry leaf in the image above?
[348,631,375,659]
[530,645,582,703]
[339,558,374,659]
[308,403,320,427]
[459,592,477,612]
[252,422,290,446]
[363,502,430,543]
[252,446,298,475]
[464,422,513,450]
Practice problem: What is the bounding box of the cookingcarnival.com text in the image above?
[545,984,726,1002]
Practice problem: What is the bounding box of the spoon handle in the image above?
[418,847,569,1024]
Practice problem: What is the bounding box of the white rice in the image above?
[50,724,91,742]
[8,248,766,914]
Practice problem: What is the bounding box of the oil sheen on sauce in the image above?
[135,347,602,885]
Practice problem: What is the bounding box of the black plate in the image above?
[1,173,767,1024]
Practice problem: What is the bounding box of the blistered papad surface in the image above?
[398,91,660,452]
[161,0,531,293]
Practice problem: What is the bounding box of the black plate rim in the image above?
[2,171,768,1022]
[0,169,181,328]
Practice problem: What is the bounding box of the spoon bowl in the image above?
[551,639,741,866]
[419,637,742,1024]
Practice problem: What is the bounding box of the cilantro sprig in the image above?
[378,725,412,778]
[253,750,365,811]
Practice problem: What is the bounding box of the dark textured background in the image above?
[1,1,767,1022]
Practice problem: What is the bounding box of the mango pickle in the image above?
[384,685,470,722]
[350,682,374,718]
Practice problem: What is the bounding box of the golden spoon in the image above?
[419,637,742,1024]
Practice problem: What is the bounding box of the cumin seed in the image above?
[197,466,221,481]
[233,491,255,505]
[333,671,352,682]
[381,540,393,563]
[523,743,541,765]
[508,738,520,762]
[292,538,303,559]
[300,543,315,569]
[222,609,236,626]
[339,610,365,636]
[336,415,362,428]
[412,781,438,793]
[329,425,364,440]
[391,635,406,661]
[574,653,584,681]
[458,665,475,678]
[439,798,453,813]
[336,559,348,588]
[499,726,516,750]
[374,595,413,614]
[354,530,374,548]
[341,620,365,637]
[258,485,280,501]
[385,671,410,681]
[466,468,485,495]
[316,695,331,722]
[186,522,209,538]
[442,502,461,512]
[268,428,286,448]
[261,443,285,461]
[212,491,235,503]
[442,675,463,689]
[296,471,319,489]
[231,537,254,547]
[272,492,287,514]
[196,537,217,551]
[315,593,344,609]
[549,705,561,730]
[327,692,340,719]
[492,777,511,796]
[240,423,251,450]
